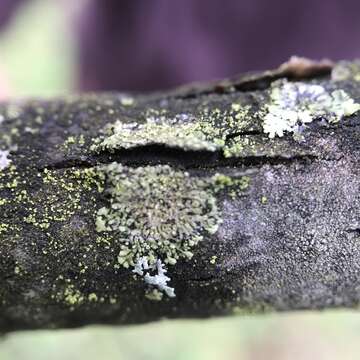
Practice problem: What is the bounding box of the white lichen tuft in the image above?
[263,79,360,138]
[133,257,175,298]
[133,257,149,276]
[0,150,11,170]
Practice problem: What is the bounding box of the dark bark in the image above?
[1,60,360,333]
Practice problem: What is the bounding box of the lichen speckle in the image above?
[262,79,360,138]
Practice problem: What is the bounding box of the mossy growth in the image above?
[262,79,360,138]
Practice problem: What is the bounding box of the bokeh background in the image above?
[1,1,360,359]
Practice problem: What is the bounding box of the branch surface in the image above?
[1,58,360,332]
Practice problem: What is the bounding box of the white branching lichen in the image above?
[144,259,175,298]
[133,257,149,276]
[0,150,10,170]
[263,79,360,138]
[133,257,175,298]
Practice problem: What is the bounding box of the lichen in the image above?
[91,104,252,155]
[332,60,360,82]
[262,79,360,138]
[97,163,220,263]
[134,257,175,298]
[0,150,11,170]
[96,119,220,152]
[95,163,230,298]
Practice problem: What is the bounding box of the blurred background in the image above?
[1,1,360,359]
[2,0,360,97]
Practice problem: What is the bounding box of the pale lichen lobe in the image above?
[262,79,360,139]
[332,60,360,82]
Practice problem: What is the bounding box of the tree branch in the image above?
[1,59,360,332]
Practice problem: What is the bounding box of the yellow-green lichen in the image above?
[261,196,268,204]
[23,168,83,229]
[213,173,250,199]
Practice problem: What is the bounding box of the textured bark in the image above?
[1,60,360,333]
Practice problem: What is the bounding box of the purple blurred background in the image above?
[2,0,360,92]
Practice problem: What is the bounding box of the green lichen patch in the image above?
[95,120,220,152]
[91,103,253,155]
[262,79,360,138]
[96,163,221,268]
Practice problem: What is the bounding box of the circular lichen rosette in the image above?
[95,163,223,298]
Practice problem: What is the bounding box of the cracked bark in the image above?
[1,60,360,333]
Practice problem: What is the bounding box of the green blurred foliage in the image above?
[0,2,359,360]
[0,0,74,97]
[1,312,360,360]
